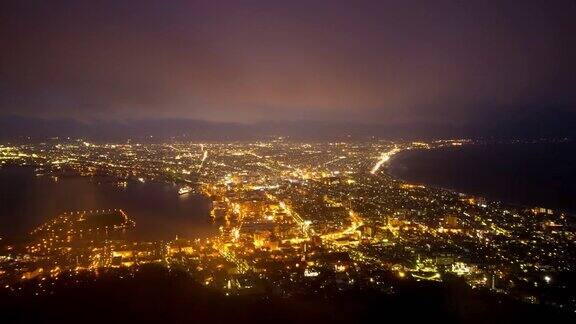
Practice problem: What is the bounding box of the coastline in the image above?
[385,143,576,216]
[0,165,215,240]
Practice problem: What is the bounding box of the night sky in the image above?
[1,1,575,133]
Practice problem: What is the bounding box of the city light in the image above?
[0,138,574,313]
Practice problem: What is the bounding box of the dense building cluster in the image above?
[0,139,574,311]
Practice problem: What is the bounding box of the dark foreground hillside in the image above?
[1,265,573,324]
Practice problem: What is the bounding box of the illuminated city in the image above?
[1,139,574,319]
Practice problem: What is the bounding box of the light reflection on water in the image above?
[0,166,216,240]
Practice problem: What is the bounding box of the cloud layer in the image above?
[1,1,575,125]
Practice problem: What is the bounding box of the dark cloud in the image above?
[1,0,575,126]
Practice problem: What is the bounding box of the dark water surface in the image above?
[389,142,576,213]
[0,166,215,240]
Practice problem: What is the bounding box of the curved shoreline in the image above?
[385,148,474,196]
[0,165,215,240]
[385,144,576,215]
[386,148,461,191]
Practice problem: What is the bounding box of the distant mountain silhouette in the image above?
[1,107,574,141]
